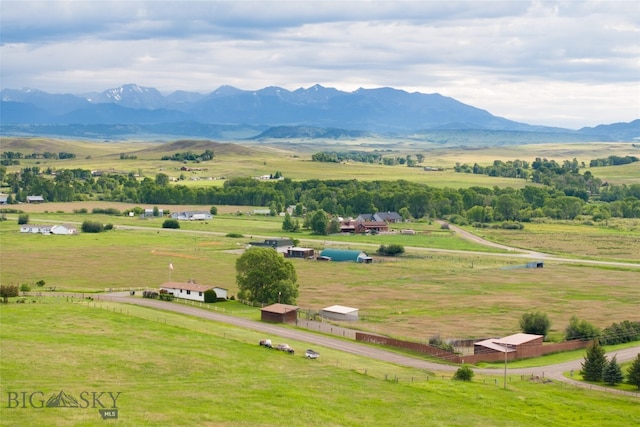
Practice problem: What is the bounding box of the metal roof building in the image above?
[320,305,359,321]
[319,248,372,263]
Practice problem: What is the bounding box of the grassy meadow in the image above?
[1,298,637,427]
[2,212,639,340]
[2,137,640,425]
[2,137,639,187]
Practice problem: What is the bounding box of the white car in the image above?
[305,349,320,359]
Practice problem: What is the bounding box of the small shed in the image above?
[320,305,359,321]
[319,248,372,263]
[286,247,315,258]
[260,303,300,323]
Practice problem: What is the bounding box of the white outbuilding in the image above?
[320,305,359,321]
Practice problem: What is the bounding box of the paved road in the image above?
[99,293,640,398]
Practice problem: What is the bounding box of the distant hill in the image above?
[1,84,638,142]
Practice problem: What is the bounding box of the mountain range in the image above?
[1,84,638,142]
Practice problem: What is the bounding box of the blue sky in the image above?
[1,0,638,129]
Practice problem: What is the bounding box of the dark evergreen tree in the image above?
[627,353,640,389]
[602,356,624,386]
[580,340,607,382]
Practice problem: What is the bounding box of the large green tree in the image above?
[0,284,19,303]
[519,311,551,338]
[580,340,607,382]
[308,210,329,235]
[235,248,298,304]
[565,316,600,341]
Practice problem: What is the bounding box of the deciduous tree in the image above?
[236,248,298,304]
[0,285,19,303]
[565,316,600,341]
[519,311,551,338]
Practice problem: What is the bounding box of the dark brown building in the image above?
[260,303,300,323]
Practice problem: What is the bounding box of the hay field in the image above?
[2,219,638,341]
[4,137,638,186]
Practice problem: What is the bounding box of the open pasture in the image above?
[2,218,638,341]
[473,219,640,262]
[4,137,638,187]
[1,298,637,427]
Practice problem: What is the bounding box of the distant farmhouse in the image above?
[26,195,45,203]
[337,211,403,234]
[160,282,228,303]
[20,224,77,235]
[249,237,294,253]
[356,212,403,223]
[339,220,388,234]
[142,208,164,218]
[170,211,212,221]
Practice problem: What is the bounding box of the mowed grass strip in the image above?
[0,298,637,427]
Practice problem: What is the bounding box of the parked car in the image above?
[305,349,320,359]
[275,343,295,354]
[259,339,272,348]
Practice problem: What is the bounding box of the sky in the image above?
[1,0,638,129]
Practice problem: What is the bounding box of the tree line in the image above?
[312,151,425,167]
[3,165,640,220]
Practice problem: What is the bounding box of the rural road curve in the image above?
[99,293,640,398]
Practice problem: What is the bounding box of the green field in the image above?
[3,137,639,187]
[2,137,640,425]
[2,214,639,340]
[1,298,637,427]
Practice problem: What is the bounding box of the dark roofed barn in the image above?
[260,303,300,323]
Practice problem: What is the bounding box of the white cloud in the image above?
[1,0,638,128]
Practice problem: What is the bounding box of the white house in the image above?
[170,211,212,221]
[160,282,227,302]
[319,305,360,321]
[142,208,164,218]
[20,225,52,234]
[51,225,78,235]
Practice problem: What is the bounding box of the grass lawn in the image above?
[0,298,637,427]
